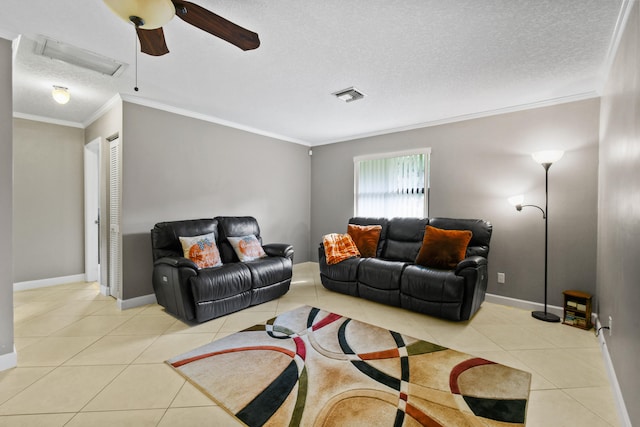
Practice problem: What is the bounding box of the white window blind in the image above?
[354,149,430,218]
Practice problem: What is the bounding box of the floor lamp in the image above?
[509,150,564,322]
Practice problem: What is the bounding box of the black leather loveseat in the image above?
[319,217,492,321]
[151,216,293,323]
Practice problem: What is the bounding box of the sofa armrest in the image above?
[455,255,487,274]
[152,257,198,321]
[263,243,294,261]
[154,256,198,271]
[454,255,489,320]
[318,243,327,264]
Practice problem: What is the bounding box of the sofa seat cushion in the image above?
[319,256,362,281]
[190,263,252,303]
[400,265,465,302]
[244,257,293,289]
[358,258,406,290]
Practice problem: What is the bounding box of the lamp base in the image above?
[532,311,561,322]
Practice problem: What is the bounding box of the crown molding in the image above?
[82,93,122,128]
[13,112,84,129]
[312,91,600,146]
[13,90,601,145]
[0,28,19,42]
[119,94,311,147]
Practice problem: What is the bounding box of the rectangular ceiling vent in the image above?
[333,87,365,103]
[34,36,126,77]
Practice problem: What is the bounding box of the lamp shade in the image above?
[52,86,70,104]
[508,195,524,206]
[103,0,175,29]
[531,150,564,165]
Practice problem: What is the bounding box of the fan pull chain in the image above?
[134,29,139,92]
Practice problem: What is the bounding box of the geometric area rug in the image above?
[167,305,532,426]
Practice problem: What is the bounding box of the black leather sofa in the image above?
[319,217,492,321]
[151,216,293,323]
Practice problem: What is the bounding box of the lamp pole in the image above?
[510,150,564,322]
[531,163,560,322]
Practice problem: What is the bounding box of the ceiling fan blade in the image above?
[171,0,260,51]
[136,27,170,56]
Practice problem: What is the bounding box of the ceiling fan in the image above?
[103,0,260,56]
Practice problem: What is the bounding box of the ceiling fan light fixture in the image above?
[52,86,70,104]
[103,0,175,29]
[333,87,365,103]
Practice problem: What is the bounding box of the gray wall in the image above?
[85,99,123,290]
[311,98,600,308]
[120,102,311,300]
[12,119,85,282]
[0,38,13,362]
[598,1,640,424]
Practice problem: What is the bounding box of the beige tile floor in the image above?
[1,262,620,426]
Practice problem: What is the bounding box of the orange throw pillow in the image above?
[323,233,360,265]
[347,224,382,258]
[415,226,472,270]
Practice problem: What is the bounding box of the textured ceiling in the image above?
[0,0,627,145]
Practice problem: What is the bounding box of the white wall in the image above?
[597,1,640,424]
[85,98,122,291]
[12,119,85,282]
[0,37,15,367]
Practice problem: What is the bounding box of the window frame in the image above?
[353,148,431,218]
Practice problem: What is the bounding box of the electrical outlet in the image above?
[608,316,613,336]
[497,272,505,284]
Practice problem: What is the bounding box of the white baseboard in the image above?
[117,293,157,310]
[100,284,110,296]
[594,316,632,427]
[13,274,86,291]
[0,346,17,372]
[485,293,564,318]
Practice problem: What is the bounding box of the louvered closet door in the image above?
[109,139,122,299]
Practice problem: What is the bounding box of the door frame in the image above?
[84,138,101,287]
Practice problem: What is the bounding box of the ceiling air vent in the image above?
[332,87,365,103]
[34,36,126,77]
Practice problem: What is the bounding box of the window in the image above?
[354,149,430,218]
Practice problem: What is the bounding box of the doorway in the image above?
[84,138,101,289]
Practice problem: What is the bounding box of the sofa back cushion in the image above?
[348,217,388,257]
[215,216,263,263]
[347,217,492,263]
[381,217,429,262]
[151,219,219,261]
[427,218,492,258]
